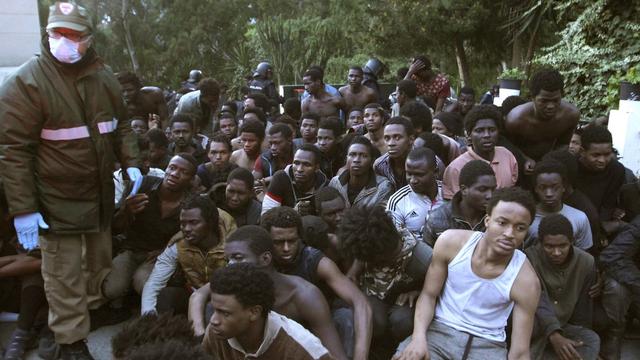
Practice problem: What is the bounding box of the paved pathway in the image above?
[2,319,640,359]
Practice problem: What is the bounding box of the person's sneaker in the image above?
[37,327,58,360]
[58,340,94,360]
[3,327,37,360]
[89,305,131,331]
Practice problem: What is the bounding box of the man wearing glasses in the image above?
[0,2,141,359]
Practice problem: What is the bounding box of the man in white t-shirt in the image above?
[525,159,593,251]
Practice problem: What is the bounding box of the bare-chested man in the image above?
[230,120,265,170]
[302,69,347,120]
[189,225,348,360]
[505,69,580,174]
[394,187,541,360]
[339,66,377,112]
[363,103,388,155]
[117,71,169,129]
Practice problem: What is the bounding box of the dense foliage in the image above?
[536,0,640,119]
[37,0,640,118]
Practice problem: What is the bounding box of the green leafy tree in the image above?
[536,0,640,118]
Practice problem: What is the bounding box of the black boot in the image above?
[37,327,58,360]
[58,340,94,360]
[3,327,37,360]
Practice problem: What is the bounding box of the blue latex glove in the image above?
[14,212,49,250]
[126,167,143,196]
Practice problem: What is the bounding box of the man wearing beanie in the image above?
[0,2,141,359]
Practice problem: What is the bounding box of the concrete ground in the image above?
[0,320,124,360]
[1,318,640,359]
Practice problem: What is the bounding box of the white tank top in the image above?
[434,231,526,342]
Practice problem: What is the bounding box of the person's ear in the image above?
[249,305,263,321]
[460,185,469,197]
[260,251,272,266]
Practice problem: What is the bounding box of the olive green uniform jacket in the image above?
[0,39,141,234]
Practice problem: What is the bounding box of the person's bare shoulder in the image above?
[338,85,349,95]
[504,102,533,133]
[286,274,327,308]
[559,100,580,124]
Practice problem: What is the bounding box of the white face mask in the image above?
[49,36,83,64]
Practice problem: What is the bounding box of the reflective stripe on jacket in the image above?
[0,39,141,234]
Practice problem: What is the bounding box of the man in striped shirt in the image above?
[387,147,444,241]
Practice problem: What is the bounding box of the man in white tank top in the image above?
[394,187,541,360]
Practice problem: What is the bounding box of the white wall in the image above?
[0,0,40,84]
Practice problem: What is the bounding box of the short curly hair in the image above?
[501,95,527,117]
[580,125,612,151]
[348,135,378,161]
[207,133,232,152]
[227,167,255,190]
[385,116,415,137]
[170,113,194,130]
[538,213,574,244]
[529,69,564,97]
[181,194,220,239]
[459,160,495,188]
[126,340,210,360]
[261,206,303,238]
[400,101,432,133]
[239,119,266,140]
[198,78,221,98]
[246,93,270,113]
[338,206,400,264]
[364,103,385,118]
[210,263,275,319]
[268,122,293,139]
[434,111,463,136]
[301,215,330,250]
[314,186,345,214]
[111,313,198,359]
[464,104,502,136]
[284,98,301,120]
[226,225,273,256]
[487,187,536,224]
[145,128,168,149]
[533,159,568,187]
[541,150,578,186]
[116,71,141,88]
[319,117,343,137]
[416,132,446,162]
[397,79,417,98]
[244,107,267,124]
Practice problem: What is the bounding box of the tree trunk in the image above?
[524,11,544,80]
[511,33,522,69]
[454,37,471,87]
[121,0,140,74]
